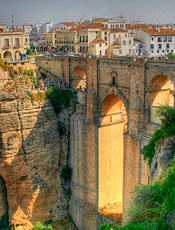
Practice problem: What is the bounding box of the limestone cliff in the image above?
[149,137,175,183]
[0,67,71,229]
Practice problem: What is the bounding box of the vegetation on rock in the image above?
[61,165,72,182]
[32,222,53,230]
[141,105,175,166]
[46,87,74,114]
[0,214,16,230]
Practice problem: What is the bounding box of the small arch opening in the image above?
[4,51,12,59]
[149,75,174,124]
[72,67,86,90]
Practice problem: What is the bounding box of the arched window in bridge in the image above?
[112,76,116,85]
[149,75,174,124]
[111,72,118,87]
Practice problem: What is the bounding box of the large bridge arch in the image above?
[98,92,128,224]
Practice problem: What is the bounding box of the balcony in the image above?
[13,45,21,49]
[3,46,11,50]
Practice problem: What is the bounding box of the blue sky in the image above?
[0,0,175,26]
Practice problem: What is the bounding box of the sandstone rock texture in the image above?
[0,67,70,229]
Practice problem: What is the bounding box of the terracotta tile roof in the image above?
[126,24,150,30]
[142,28,175,35]
[92,18,109,22]
[69,25,87,31]
[84,23,104,30]
[110,28,127,33]
[91,39,105,44]
[61,22,76,27]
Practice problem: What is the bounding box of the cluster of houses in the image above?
[1,17,175,62]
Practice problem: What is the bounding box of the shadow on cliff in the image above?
[0,97,70,228]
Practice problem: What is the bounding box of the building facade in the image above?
[0,29,30,61]
[136,28,175,58]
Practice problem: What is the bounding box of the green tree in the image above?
[167,52,175,59]
[26,49,33,55]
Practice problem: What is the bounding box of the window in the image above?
[104,32,107,35]
[157,50,159,53]
[86,36,88,42]
[166,43,170,49]
[151,44,154,49]
[25,38,28,44]
[119,50,122,54]
[112,76,115,85]
[163,37,167,42]
[125,34,127,37]
[79,36,82,42]
[105,36,107,41]
[100,44,102,47]
[105,42,107,46]
[122,40,126,45]
[162,50,164,53]
[158,37,162,42]
[129,40,132,45]
[171,49,173,53]
[114,34,116,39]
[151,37,154,41]
[167,50,169,53]
[151,50,154,53]
[105,49,107,54]
[158,44,162,49]
[168,37,172,42]
[83,36,85,42]
[4,39,9,47]
[129,49,131,53]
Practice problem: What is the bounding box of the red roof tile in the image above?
[110,28,127,33]
[91,39,105,44]
[142,28,175,35]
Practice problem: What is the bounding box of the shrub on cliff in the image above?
[32,222,53,230]
[141,105,175,166]
[47,87,74,114]
[0,214,16,230]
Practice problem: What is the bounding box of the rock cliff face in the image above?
[149,137,175,183]
[0,67,71,229]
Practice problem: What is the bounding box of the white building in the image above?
[89,39,106,56]
[53,22,76,30]
[23,24,32,34]
[133,39,144,56]
[136,28,175,58]
[109,28,134,56]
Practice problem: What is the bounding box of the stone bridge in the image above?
[36,56,175,230]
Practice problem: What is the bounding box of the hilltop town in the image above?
[1,16,175,63]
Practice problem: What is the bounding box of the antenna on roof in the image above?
[12,14,15,31]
